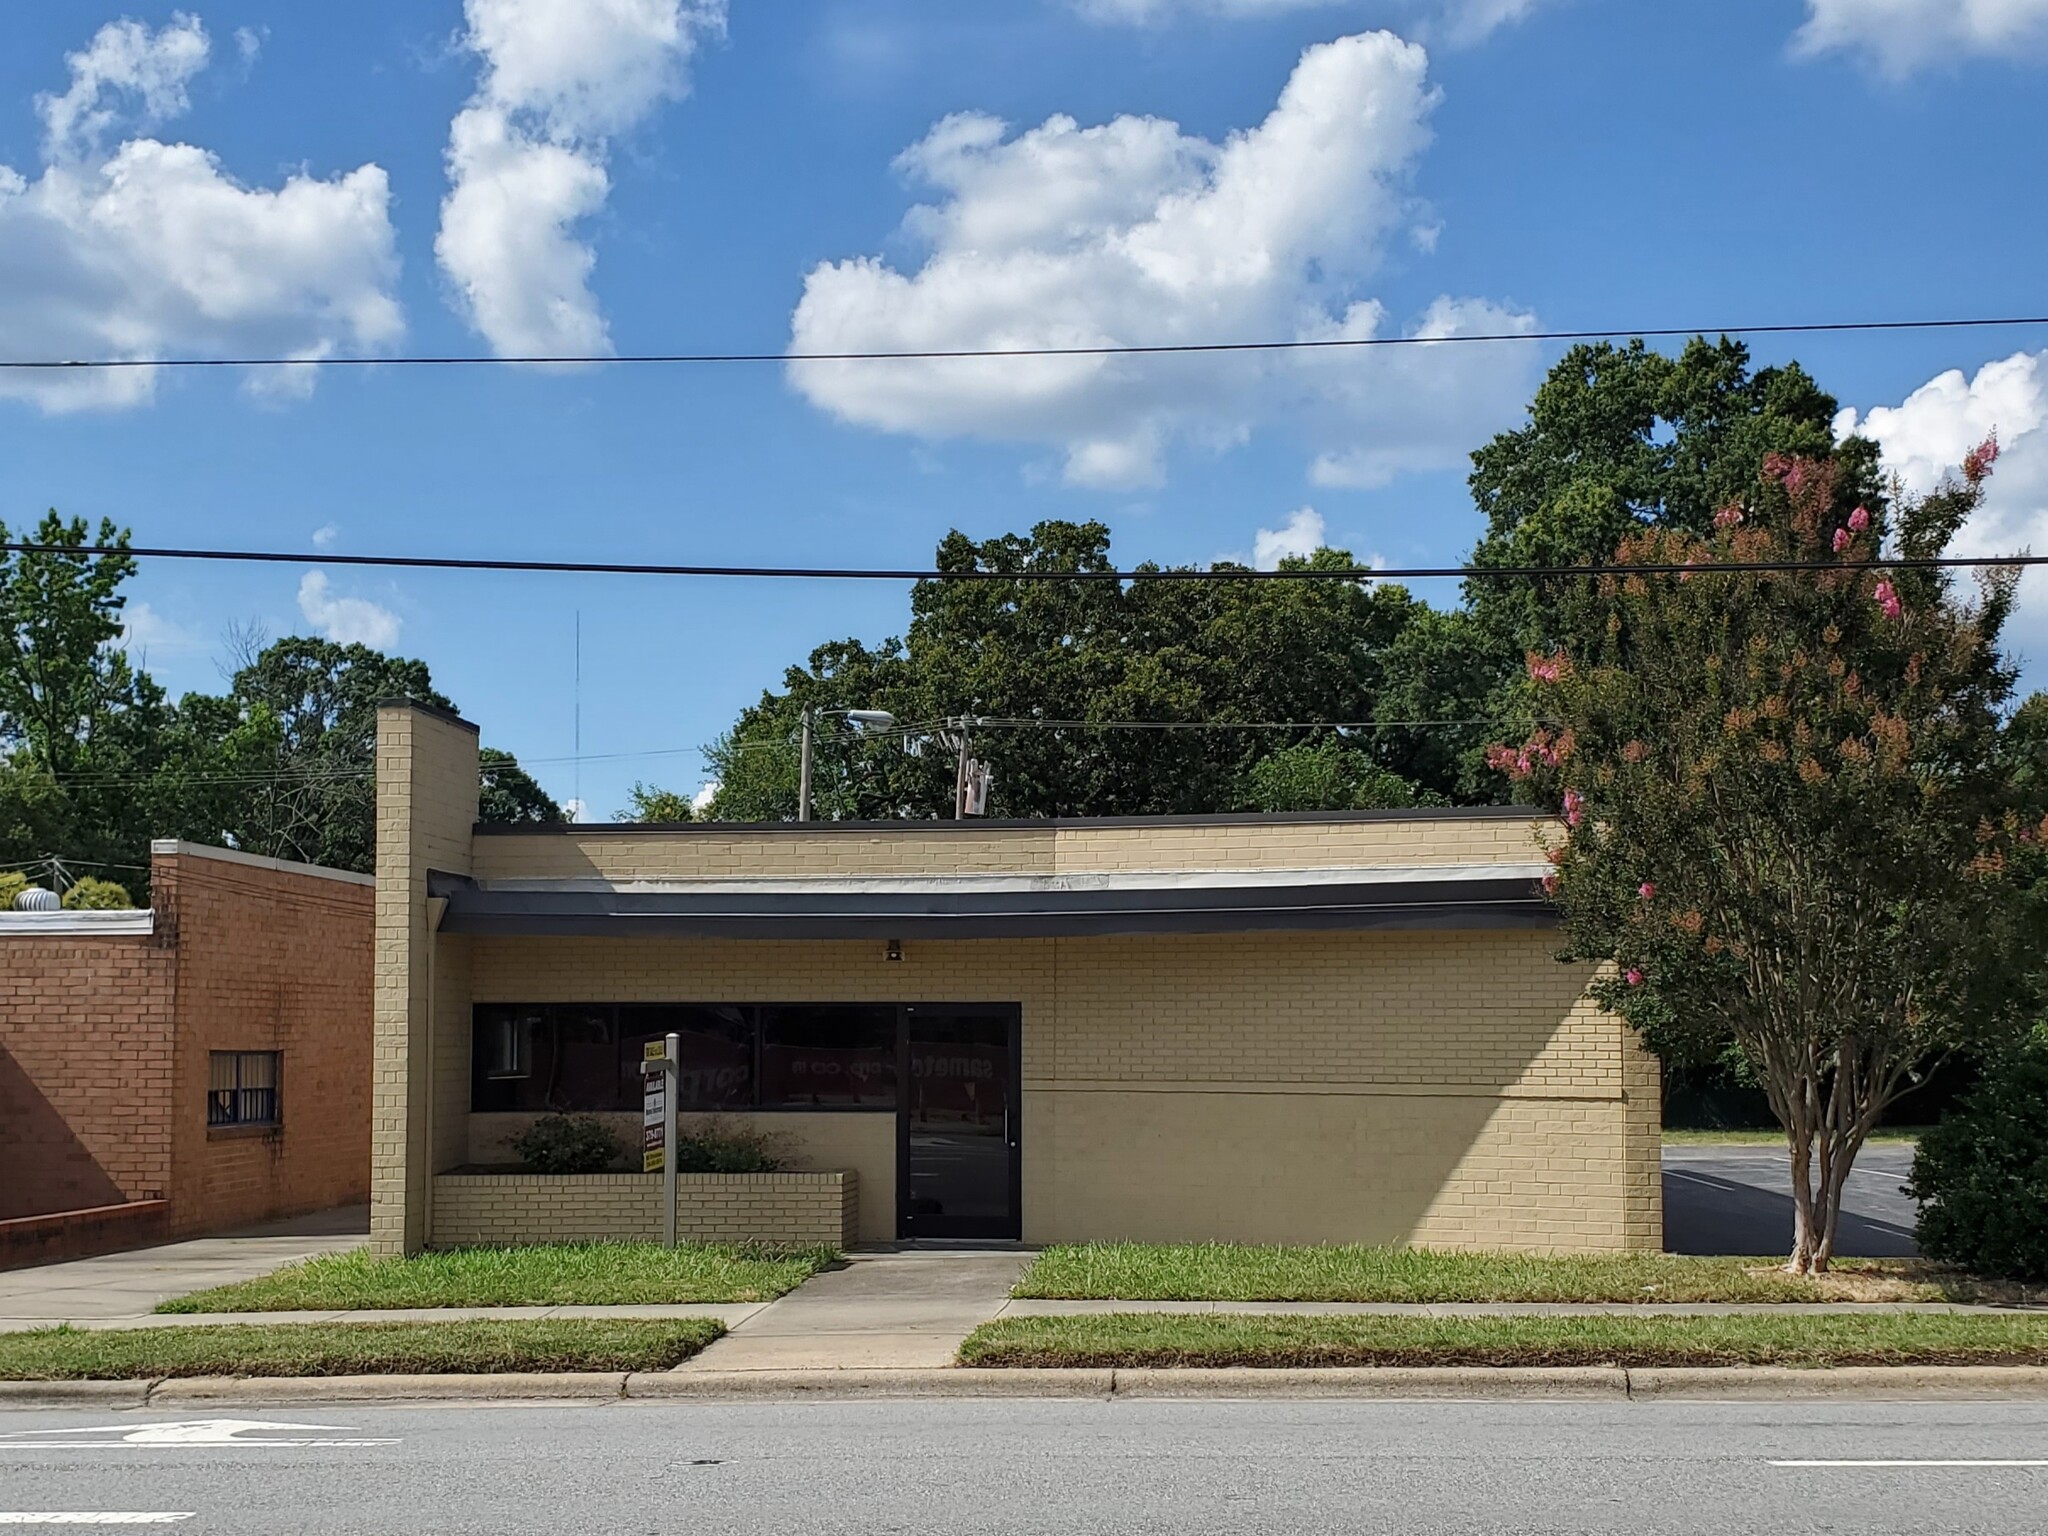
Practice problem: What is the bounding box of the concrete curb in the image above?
[1626,1366,2048,1400]
[1109,1366,1629,1399]
[145,1372,631,1405]
[11,1364,2048,1406]
[0,1379,154,1408]
[629,1368,1115,1399]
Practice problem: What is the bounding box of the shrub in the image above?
[511,1114,623,1175]
[1910,1037,2048,1282]
[61,877,134,910]
[0,872,27,908]
[673,1119,786,1174]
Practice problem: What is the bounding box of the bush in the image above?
[0,872,27,908]
[511,1114,623,1175]
[61,877,134,910]
[1910,1038,2048,1281]
[673,1119,786,1174]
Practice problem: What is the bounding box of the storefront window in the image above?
[759,1005,898,1108]
[472,1003,906,1113]
[620,1004,753,1109]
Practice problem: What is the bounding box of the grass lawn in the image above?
[1013,1243,2016,1305]
[157,1242,836,1313]
[959,1313,2048,1370]
[1663,1127,1929,1146]
[0,1319,724,1381]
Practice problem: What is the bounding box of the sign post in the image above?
[642,1036,679,1247]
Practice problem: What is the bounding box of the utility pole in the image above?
[951,717,975,819]
[798,707,815,823]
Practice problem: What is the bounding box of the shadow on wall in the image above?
[0,1049,126,1219]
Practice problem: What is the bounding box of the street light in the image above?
[798,707,898,823]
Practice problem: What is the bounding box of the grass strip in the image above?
[959,1313,2048,1370]
[1012,1243,2004,1305]
[158,1242,835,1313]
[0,1319,724,1381]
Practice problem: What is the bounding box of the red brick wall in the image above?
[0,932,175,1221]
[155,852,374,1236]
[0,846,372,1239]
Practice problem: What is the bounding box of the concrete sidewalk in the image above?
[0,1204,367,1326]
[675,1250,1034,1371]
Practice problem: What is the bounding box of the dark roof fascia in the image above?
[472,805,1545,837]
[435,874,1556,940]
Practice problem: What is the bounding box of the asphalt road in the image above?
[2,1398,2045,1534]
[1663,1145,1920,1257]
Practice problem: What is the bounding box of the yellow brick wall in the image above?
[430,1170,856,1248]
[372,704,479,1257]
[469,813,1552,882]
[460,926,1659,1253]
[466,1110,898,1244]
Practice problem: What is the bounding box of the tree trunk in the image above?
[1785,1127,1819,1274]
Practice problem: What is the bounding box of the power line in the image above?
[4,314,2047,370]
[6,540,2043,583]
[31,716,1509,791]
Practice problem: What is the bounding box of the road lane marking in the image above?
[0,1517,195,1525]
[1771,1460,2048,1468]
[0,1419,398,1449]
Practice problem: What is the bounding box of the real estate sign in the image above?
[643,1040,667,1174]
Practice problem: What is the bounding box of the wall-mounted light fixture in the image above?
[885,939,904,963]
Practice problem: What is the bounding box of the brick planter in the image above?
[429,1170,857,1249]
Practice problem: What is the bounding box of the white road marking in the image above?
[0,1517,194,1525]
[1772,1460,2048,1468]
[0,1418,398,1449]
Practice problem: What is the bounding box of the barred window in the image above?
[209,1051,281,1128]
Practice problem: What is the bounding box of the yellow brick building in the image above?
[371,701,1661,1256]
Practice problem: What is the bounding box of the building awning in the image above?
[428,863,1556,940]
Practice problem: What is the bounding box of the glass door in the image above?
[899,1005,1019,1241]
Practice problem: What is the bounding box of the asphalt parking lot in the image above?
[1662,1144,1919,1257]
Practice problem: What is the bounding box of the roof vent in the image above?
[12,887,59,912]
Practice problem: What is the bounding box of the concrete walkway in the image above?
[676,1250,1034,1371]
[0,1204,367,1327]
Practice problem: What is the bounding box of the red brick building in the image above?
[0,841,372,1268]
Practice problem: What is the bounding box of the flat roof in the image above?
[473,805,1545,837]
[430,862,1555,940]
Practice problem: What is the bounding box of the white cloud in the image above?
[564,797,590,823]
[691,780,719,813]
[1068,0,1544,44]
[1792,0,2048,74]
[436,0,726,357]
[296,570,402,649]
[1253,506,1327,568]
[1837,349,2048,664]
[0,15,402,413]
[311,523,338,548]
[788,31,1537,491]
[116,601,206,658]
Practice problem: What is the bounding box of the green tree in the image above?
[614,782,701,823]
[479,748,567,825]
[1239,738,1437,813]
[1466,337,1878,657]
[705,522,1457,820]
[0,513,169,874]
[1496,439,2036,1272]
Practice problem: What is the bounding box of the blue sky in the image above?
[2,0,2045,818]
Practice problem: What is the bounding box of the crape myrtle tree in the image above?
[1492,440,2040,1272]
